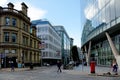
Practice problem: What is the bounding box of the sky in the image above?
[0,0,81,47]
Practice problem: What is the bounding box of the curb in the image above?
[88,73,120,77]
[0,68,30,72]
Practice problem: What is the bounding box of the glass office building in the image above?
[31,20,61,65]
[54,26,71,66]
[81,0,120,66]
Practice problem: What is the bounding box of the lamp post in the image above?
[81,51,87,71]
[81,51,84,71]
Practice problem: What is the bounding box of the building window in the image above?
[42,52,45,57]
[30,52,32,62]
[30,39,32,47]
[11,49,16,54]
[12,18,17,26]
[12,33,17,43]
[4,32,9,42]
[23,36,28,46]
[23,23,25,30]
[23,23,28,32]
[25,25,28,32]
[5,49,9,53]
[5,17,10,25]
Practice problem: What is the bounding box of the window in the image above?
[42,52,45,57]
[5,50,9,53]
[11,49,16,53]
[4,32,9,42]
[30,39,32,47]
[23,36,28,46]
[12,18,17,26]
[23,23,28,32]
[12,33,17,43]
[5,17,10,25]
[23,23,25,30]
[25,25,28,32]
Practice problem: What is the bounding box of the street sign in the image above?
[39,43,45,49]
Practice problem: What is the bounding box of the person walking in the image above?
[57,60,62,73]
[112,60,118,75]
[11,61,15,72]
[22,62,25,68]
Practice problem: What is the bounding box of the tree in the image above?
[71,46,79,62]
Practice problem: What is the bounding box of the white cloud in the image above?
[28,6,47,20]
[13,2,21,10]
[84,4,98,20]
[98,0,117,23]
[84,0,109,20]
[13,2,47,20]
[84,0,117,23]
[0,0,7,6]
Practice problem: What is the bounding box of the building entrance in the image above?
[1,57,17,68]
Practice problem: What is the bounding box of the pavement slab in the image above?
[0,66,120,80]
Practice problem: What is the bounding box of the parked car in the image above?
[69,61,74,65]
[43,63,50,66]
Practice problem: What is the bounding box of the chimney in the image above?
[21,2,28,15]
[7,2,14,9]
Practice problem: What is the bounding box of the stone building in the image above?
[0,2,41,68]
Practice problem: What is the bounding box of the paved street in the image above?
[0,66,120,80]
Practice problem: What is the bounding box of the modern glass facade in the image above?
[81,0,120,66]
[54,26,71,66]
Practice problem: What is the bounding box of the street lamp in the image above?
[80,51,84,71]
[81,51,87,71]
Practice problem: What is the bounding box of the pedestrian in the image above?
[11,61,15,72]
[22,62,25,68]
[57,60,62,72]
[112,60,118,75]
[30,62,33,70]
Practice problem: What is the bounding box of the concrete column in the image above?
[87,41,91,66]
[84,46,88,64]
[84,46,87,52]
[105,32,120,69]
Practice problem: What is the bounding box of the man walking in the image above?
[11,61,14,71]
[57,60,62,72]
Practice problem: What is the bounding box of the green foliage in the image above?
[71,46,79,62]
